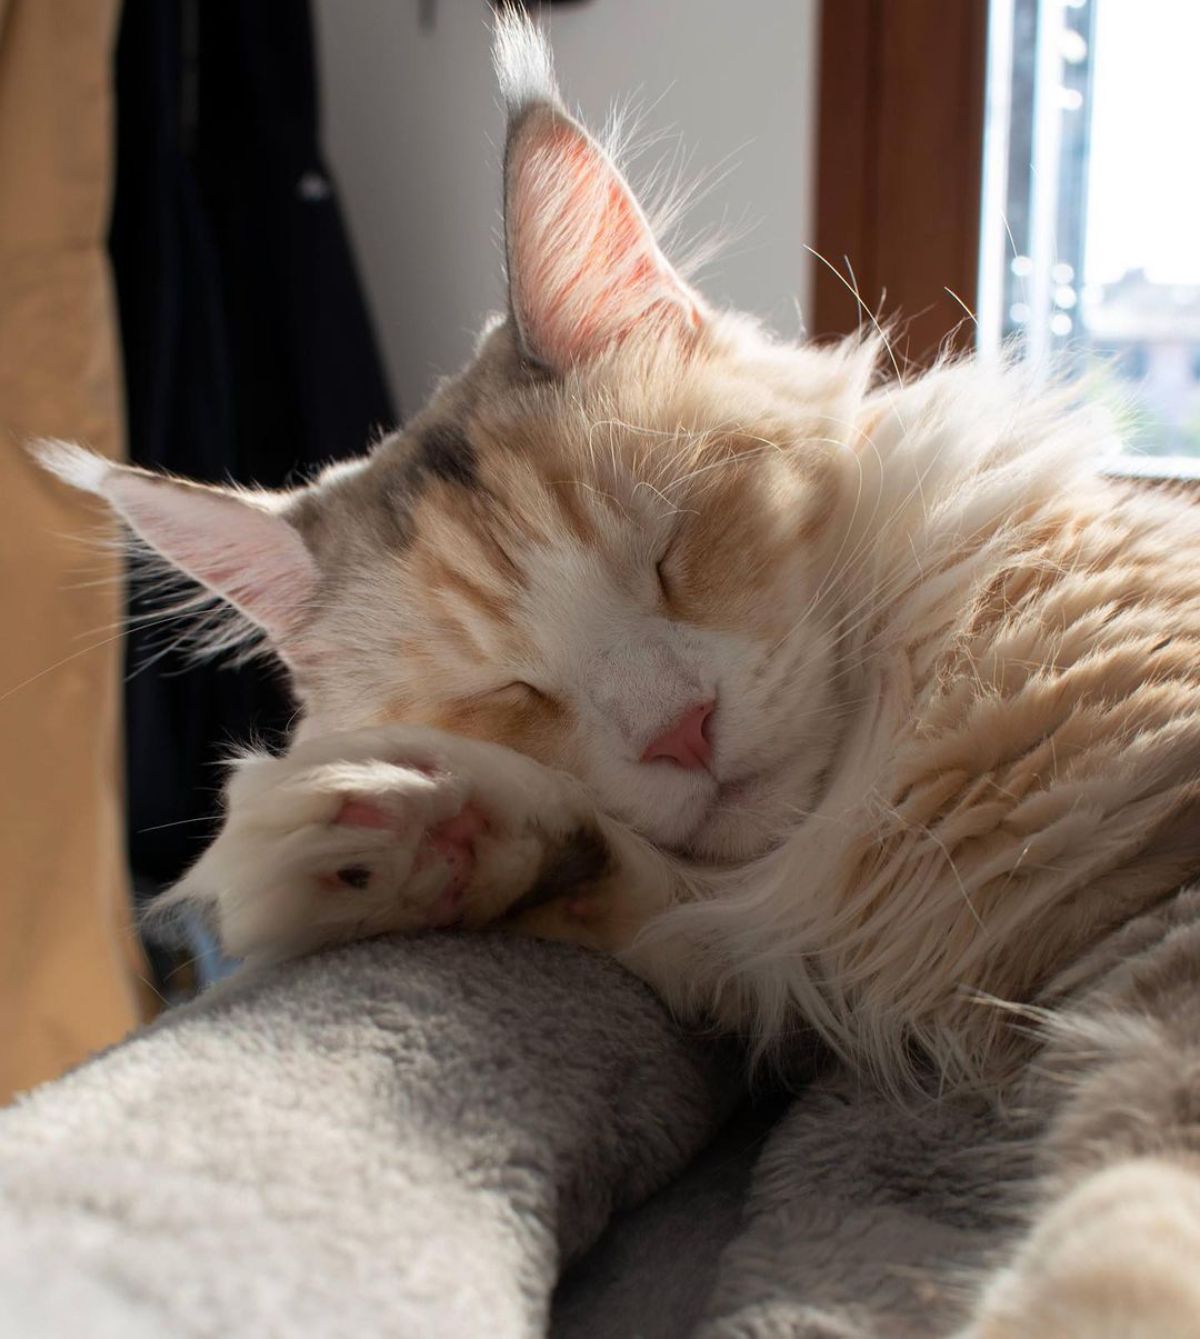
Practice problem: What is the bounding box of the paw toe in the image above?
[430,803,489,845]
[334,798,394,830]
[426,882,466,928]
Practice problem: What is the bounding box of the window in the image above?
[980,0,1200,465]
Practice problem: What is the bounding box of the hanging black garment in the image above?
[109,0,396,899]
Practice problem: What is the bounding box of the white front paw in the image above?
[162,725,597,961]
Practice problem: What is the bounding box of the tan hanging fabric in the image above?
[0,0,153,1103]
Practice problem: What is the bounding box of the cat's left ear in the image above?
[497,20,705,372]
[34,441,318,659]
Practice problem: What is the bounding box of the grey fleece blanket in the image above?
[0,935,1017,1338]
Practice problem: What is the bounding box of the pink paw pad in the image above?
[416,805,488,928]
[324,796,490,928]
[418,804,488,890]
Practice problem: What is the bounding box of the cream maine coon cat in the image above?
[40,16,1200,1336]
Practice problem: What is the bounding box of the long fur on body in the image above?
[37,14,1200,1334]
[650,360,1200,1089]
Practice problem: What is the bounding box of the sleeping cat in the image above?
[39,13,1200,1336]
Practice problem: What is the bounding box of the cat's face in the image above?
[289,324,860,860]
[43,17,867,862]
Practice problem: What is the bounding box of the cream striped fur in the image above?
[39,14,1200,1335]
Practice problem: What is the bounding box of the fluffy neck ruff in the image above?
[645,360,1200,1093]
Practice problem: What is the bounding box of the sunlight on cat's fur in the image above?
[37,14,1200,1336]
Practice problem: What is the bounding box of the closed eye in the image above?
[491,680,552,704]
[655,556,671,601]
[655,534,680,603]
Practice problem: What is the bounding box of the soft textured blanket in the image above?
[0,935,1016,1338]
[555,1074,1017,1339]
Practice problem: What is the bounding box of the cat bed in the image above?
[0,935,1011,1337]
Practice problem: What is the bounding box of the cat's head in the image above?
[40,15,874,862]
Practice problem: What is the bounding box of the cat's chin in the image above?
[666,772,787,864]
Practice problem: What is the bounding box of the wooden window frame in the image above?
[812,2,1193,494]
[812,0,990,365]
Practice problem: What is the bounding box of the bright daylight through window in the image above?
[980,0,1200,470]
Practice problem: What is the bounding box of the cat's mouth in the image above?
[714,773,760,805]
[662,769,774,862]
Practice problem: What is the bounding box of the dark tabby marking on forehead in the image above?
[507,824,612,917]
[416,424,479,489]
[367,424,480,556]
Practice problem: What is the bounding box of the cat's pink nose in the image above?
[640,700,715,772]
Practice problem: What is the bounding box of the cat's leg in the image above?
[164,724,689,964]
[962,1158,1200,1339]
[959,908,1200,1338]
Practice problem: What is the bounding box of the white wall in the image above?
[313,0,820,416]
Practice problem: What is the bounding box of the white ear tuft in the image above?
[36,442,318,648]
[496,15,706,374]
[492,8,562,117]
[32,439,114,494]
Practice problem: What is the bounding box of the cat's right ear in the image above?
[34,441,317,656]
[495,14,705,373]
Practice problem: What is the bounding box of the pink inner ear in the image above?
[107,472,318,644]
[508,111,702,369]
